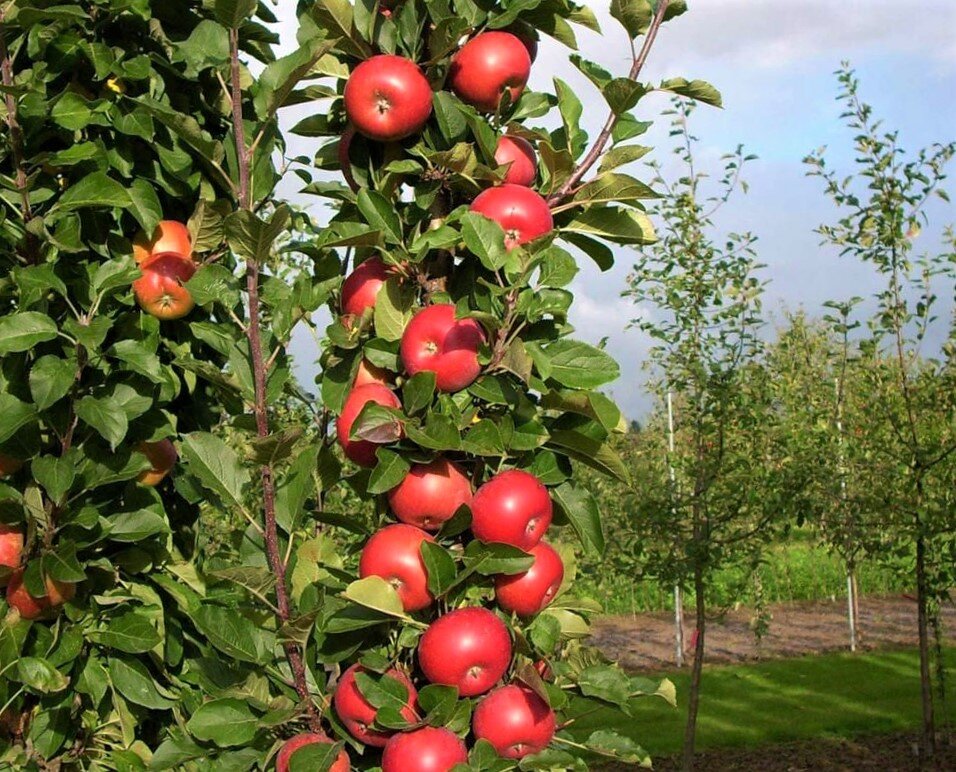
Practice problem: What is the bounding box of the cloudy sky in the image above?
[272,0,956,418]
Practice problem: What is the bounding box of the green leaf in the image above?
[16,657,70,693]
[51,92,94,131]
[374,278,414,342]
[213,0,258,27]
[110,340,162,382]
[29,356,75,411]
[108,657,176,710]
[584,729,650,765]
[127,179,163,233]
[368,448,410,495]
[75,396,128,449]
[357,189,404,245]
[55,172,131,211]
[288,742,347,772]
[461,211,508,271]
[548,429,629,482]
[344,576,410,619]
[544,340,620,389]
[108,510,170,542]
[224,206,291,264]
[31,455,75,506]
[563,207,656,245]
[180,432,251,512]
[186,698,258,747]
[599,145,653,174]
[577,664,632,709]
[420,541,457,597]
[89,611,162,654]
[551,482,604,556]
[659,77,723,108]
[464,541,534,575]
[255,38,337,120]
[609,0,653,38]
[402,371,436,415]
[192,604,273,664]
[0,312,58,354]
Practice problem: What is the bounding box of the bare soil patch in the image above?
[591,595,956,671]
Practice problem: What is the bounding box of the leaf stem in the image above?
[546,0,671,207]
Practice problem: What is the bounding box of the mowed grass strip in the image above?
[563,647,956,758]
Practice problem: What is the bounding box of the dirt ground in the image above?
[648,732,956,772]
[591,595,956,671]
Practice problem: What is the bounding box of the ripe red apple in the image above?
[336,383,403,467]
[381,726,467,772]
[449,32,531,113]
[0,453,23,478]
[341,257,389,317]
[470,469,552,551]
[495,135,537,186]
[0,526,23,587]
[5,572,75,620]
[470,184,554,249]
[472,684,556,759]
[133,254,196,320]
[399,304,485,392]
[344,55,433,141]
[133,220,192,266]
[359,524,434,612]
[387,457,472,531]
[136,439,177,487]
[495,541,564,617]
[276,733,349,772]
[354,358,391,388]
[418,607,511,696]
[506,24,539,63]
[333,663,419,747]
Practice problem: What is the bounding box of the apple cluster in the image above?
[282,26,568,772]
[131,220,199,321]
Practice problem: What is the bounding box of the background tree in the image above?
[622,98,779,771]
[805,63,956,761]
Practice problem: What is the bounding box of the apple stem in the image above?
[229,24,321,731]
[546,0,671,207]
[0,13,38,263]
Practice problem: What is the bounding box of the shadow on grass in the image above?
[562,647,955,759]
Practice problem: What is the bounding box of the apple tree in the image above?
[1,0,713,769]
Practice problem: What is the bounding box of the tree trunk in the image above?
[675,585,685,667]
[681,565,706,771]
[846,567,857,652]
[915,531,937,762]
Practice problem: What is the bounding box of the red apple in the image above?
[359,524,434,612]
[470,184,553,249]
[276,733,349,772]
[495,135,537,186]
[344,55,433,141]
[336,383,403,467]
[133,254,196,321]
[0,526,23,586]
[133,220,192,266]
[471,469,552,551]
[449,32,531,113]
[334,663,419,747]
[418,607,511,696]
[136,439,177,487]
[341,257,388,317]
[387,457,472,531]
[506,25,539,63]
[381,726,467,772]
[495,541,564,617]
[399,304,485,392]
[472,684,556,759]
[354,358,391,388]
[5,572,75,620]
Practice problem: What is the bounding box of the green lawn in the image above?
[564,647,955,757]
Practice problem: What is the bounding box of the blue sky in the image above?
[274,0,956,418]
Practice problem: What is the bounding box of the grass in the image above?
[563,647,955,758]
[576,534,907,615]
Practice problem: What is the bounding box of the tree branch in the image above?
[229,27,322,733]
[546,0,671,207]
[0,13,38,262]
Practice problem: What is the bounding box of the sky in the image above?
[270,0,956,419]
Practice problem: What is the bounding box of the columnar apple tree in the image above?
[1,0,711,768]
